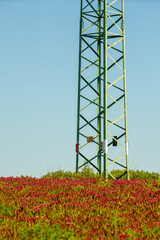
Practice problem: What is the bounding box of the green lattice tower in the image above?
[76,0,129,180]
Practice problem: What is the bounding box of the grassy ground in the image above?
[42,166,160,180]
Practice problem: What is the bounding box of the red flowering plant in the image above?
[0,176,159,239]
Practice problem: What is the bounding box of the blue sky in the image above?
[0,0,159,177]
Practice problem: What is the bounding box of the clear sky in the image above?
[0,0,159,178]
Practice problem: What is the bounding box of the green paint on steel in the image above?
[76,0,83,173]
[76,0,129,180]
[97,0,102,175]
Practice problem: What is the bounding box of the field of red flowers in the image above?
[0,176,159,239]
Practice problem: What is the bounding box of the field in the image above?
[0,174,160,239]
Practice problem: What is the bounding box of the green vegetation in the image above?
[42,165,159,180]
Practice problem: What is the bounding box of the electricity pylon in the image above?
[76,0,129,180]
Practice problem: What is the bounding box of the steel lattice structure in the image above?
[76,0,129,179]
